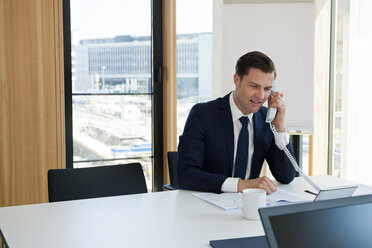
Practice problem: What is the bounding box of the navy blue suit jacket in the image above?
[177,93,296,193]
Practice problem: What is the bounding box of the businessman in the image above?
[177,51,296,194]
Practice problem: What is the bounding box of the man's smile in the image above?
[250,99,262,106]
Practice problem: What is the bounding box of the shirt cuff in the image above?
[221,177,240,193]
[274,131,290,150]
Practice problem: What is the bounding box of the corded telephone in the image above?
[265,83,358,199]
[265,82,321,192]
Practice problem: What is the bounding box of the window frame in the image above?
[62,0,164,191]
[328,0,337,176]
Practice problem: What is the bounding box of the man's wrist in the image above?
[275,125,286,133]
[237,179,251,192]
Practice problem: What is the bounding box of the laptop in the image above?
[210,193,372,248]
[0,228,9,248]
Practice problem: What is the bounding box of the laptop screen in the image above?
[270,202,372,248]
[260,194,372,248]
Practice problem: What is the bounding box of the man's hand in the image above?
[268,91,286,133]
[238,176,277,194]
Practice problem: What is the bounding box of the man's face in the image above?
[233,68,275,115]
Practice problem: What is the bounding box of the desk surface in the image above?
[0,175,371,248]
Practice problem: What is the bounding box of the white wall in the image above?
[214,1,315,132]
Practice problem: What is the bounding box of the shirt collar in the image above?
[229,92,254,123]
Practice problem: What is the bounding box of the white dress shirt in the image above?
[221,92,289,192]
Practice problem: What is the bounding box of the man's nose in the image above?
[256,87,265,99]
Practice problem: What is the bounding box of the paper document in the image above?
[193,188,309,210]
[193,192,240,210]
[266,188,309,206]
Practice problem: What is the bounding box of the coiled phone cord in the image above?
[269,122,321,192]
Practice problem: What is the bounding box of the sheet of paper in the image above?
[193,192,240,210]
[193,188,310,210]
[266,188,309,206]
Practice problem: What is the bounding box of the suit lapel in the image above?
[219,93,234,174]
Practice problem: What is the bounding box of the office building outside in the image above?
[73,33,212,97]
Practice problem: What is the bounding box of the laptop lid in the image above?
[210,235,268,248]
[259,194,372,248]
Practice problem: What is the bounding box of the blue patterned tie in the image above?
[234,116,249,179]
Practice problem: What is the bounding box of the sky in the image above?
[71,0,212,44]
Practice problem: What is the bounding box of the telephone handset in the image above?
[265,82,321,192]
[265,82,278,123]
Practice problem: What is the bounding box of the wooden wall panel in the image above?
[162,0,177,185]
[0,0,65,207]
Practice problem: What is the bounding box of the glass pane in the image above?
[333,115,342,177]
[72,39,151,94]
[71,0,151,94]
[332,0,372,185]
[176,0,213,138]
[332,0,347,178]
[73,95,152,160]
[70,0,153,190]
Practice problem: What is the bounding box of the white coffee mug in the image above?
[241,188,266,220]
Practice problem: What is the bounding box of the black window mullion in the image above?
[152,0,163,192]
[63,0,73,168]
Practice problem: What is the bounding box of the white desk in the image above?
[0,175,371,248]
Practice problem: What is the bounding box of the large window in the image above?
[330,0,372,185]
[64,0,163,191]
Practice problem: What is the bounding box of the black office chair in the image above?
[48,163,148,202]
[163,151,179,190]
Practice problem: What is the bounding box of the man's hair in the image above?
[235,51,276,79]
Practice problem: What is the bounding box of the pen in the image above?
[304,190,317,196]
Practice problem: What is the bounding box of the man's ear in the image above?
[233,74,240,87]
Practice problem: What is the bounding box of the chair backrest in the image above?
[167,151,179,188]
[48,163,147,202]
